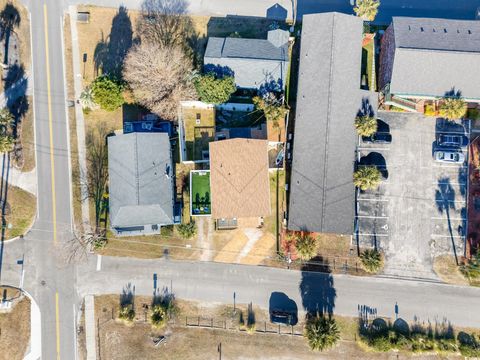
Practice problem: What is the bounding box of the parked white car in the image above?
[434,150,465,164]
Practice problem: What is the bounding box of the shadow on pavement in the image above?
[299,256,336,316]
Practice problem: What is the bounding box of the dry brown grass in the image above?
[90,295,396,360]
[0,288,30,360]
[433,255,469,285]
[4,184,35,239]
[18,95,34,172]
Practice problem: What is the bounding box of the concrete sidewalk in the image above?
[67,6,90,229]
[1,164,37,195]
[85,295,96,360]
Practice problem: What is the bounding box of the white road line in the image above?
[96,255,102,271]
[434,199,466,203]
[357,147,391,151]
[433,182,465,186]
[357,233,389,237]
[431,234,464,238]
[433,164,467,169]
[356,215,388,219]
[357,198,389,202]
[431,217,466,221]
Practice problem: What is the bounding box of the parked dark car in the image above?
[437,134,467,147]
[270,309,298,326]
[362,132,392,144]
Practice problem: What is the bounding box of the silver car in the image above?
[434,150,465,164]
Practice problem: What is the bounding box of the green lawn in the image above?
[191,171,211,216]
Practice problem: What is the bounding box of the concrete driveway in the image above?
[356,111,469,279]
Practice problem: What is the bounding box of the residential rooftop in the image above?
[288,12,377,235]
[108,132,174,231]
[209,138,271,219]
[204,29,290,89]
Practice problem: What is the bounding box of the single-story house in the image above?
[209,138,271,229]
[108,132,176,236]
[204,29,290,90]
[288,12,377,235]
[379,17,480,111]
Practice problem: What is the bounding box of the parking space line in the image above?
[357,147,391,151]
[431,234,464,238]
[431,217,466,221]
[357,198,389,202]
[432,182,466,186]
[434,199,466,203]
[357,233,389,237]
[356,215,388,219]
[433,164,467,169]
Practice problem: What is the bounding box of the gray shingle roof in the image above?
[389,17,480,99]
[204,30,289,89]
[288,12,377,235]
[108,132,174,229]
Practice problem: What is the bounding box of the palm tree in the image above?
[0,107,14,134]
[439,97,466,119]
[292,233,318,260]
[304,315,340,351]
[79,87,98,110]
[354,166,381,191]
[353,0,380,21]
[355,115,377,137]
[0,135,13,153]
[360,249,383,273]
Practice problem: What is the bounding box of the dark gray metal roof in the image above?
[392,17,480,53]
[389,17,480,99]
[288,12,377,235]
[108,132,174,228]
[204,30,289,89]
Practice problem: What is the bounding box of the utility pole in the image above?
[218,342,222,360]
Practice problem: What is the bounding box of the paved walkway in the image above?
[85,295,96,360]
[68,5,91,230]
[1,163,37,195]
[23,290,41,360]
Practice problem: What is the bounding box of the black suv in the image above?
[437,134,466,147]
[270,310,298,326]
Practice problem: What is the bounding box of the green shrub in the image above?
[150,305,168,328]
[118,305,135,322]
[177,221,197,239]
[354,166,381,191]
[91,75,125,111]
[354,115,377,136]
[194,73,236,104]
[460,253,480,282]
[424,104,436,117]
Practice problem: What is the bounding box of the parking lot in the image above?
[356,111,469,279]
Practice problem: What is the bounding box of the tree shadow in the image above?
[120,282,135,307]
[299,256,336,317]
[94,6,133,78]
[203,63,235,78]
[0,3,20,65]
[359,152,388,180]
[435,178,459,265]
[357,97,375,118]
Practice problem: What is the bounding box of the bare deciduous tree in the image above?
[63,229,107,264]
[137,0,192,48]
[123,42,196,120]
[86,123,109,230]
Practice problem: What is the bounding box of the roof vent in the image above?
[408,25,411,31]
[468,30,472,34]
[420,27,424,32]
[457,29,460,33]
[444,28,447,33]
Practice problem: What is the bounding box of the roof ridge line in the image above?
[319,13,337,231]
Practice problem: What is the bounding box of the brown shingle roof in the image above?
[209,139,271,219]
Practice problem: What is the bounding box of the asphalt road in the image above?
[69,0,480,23]
[2,0,478,359]
[17,0,77,359]
[79,256,480,328]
